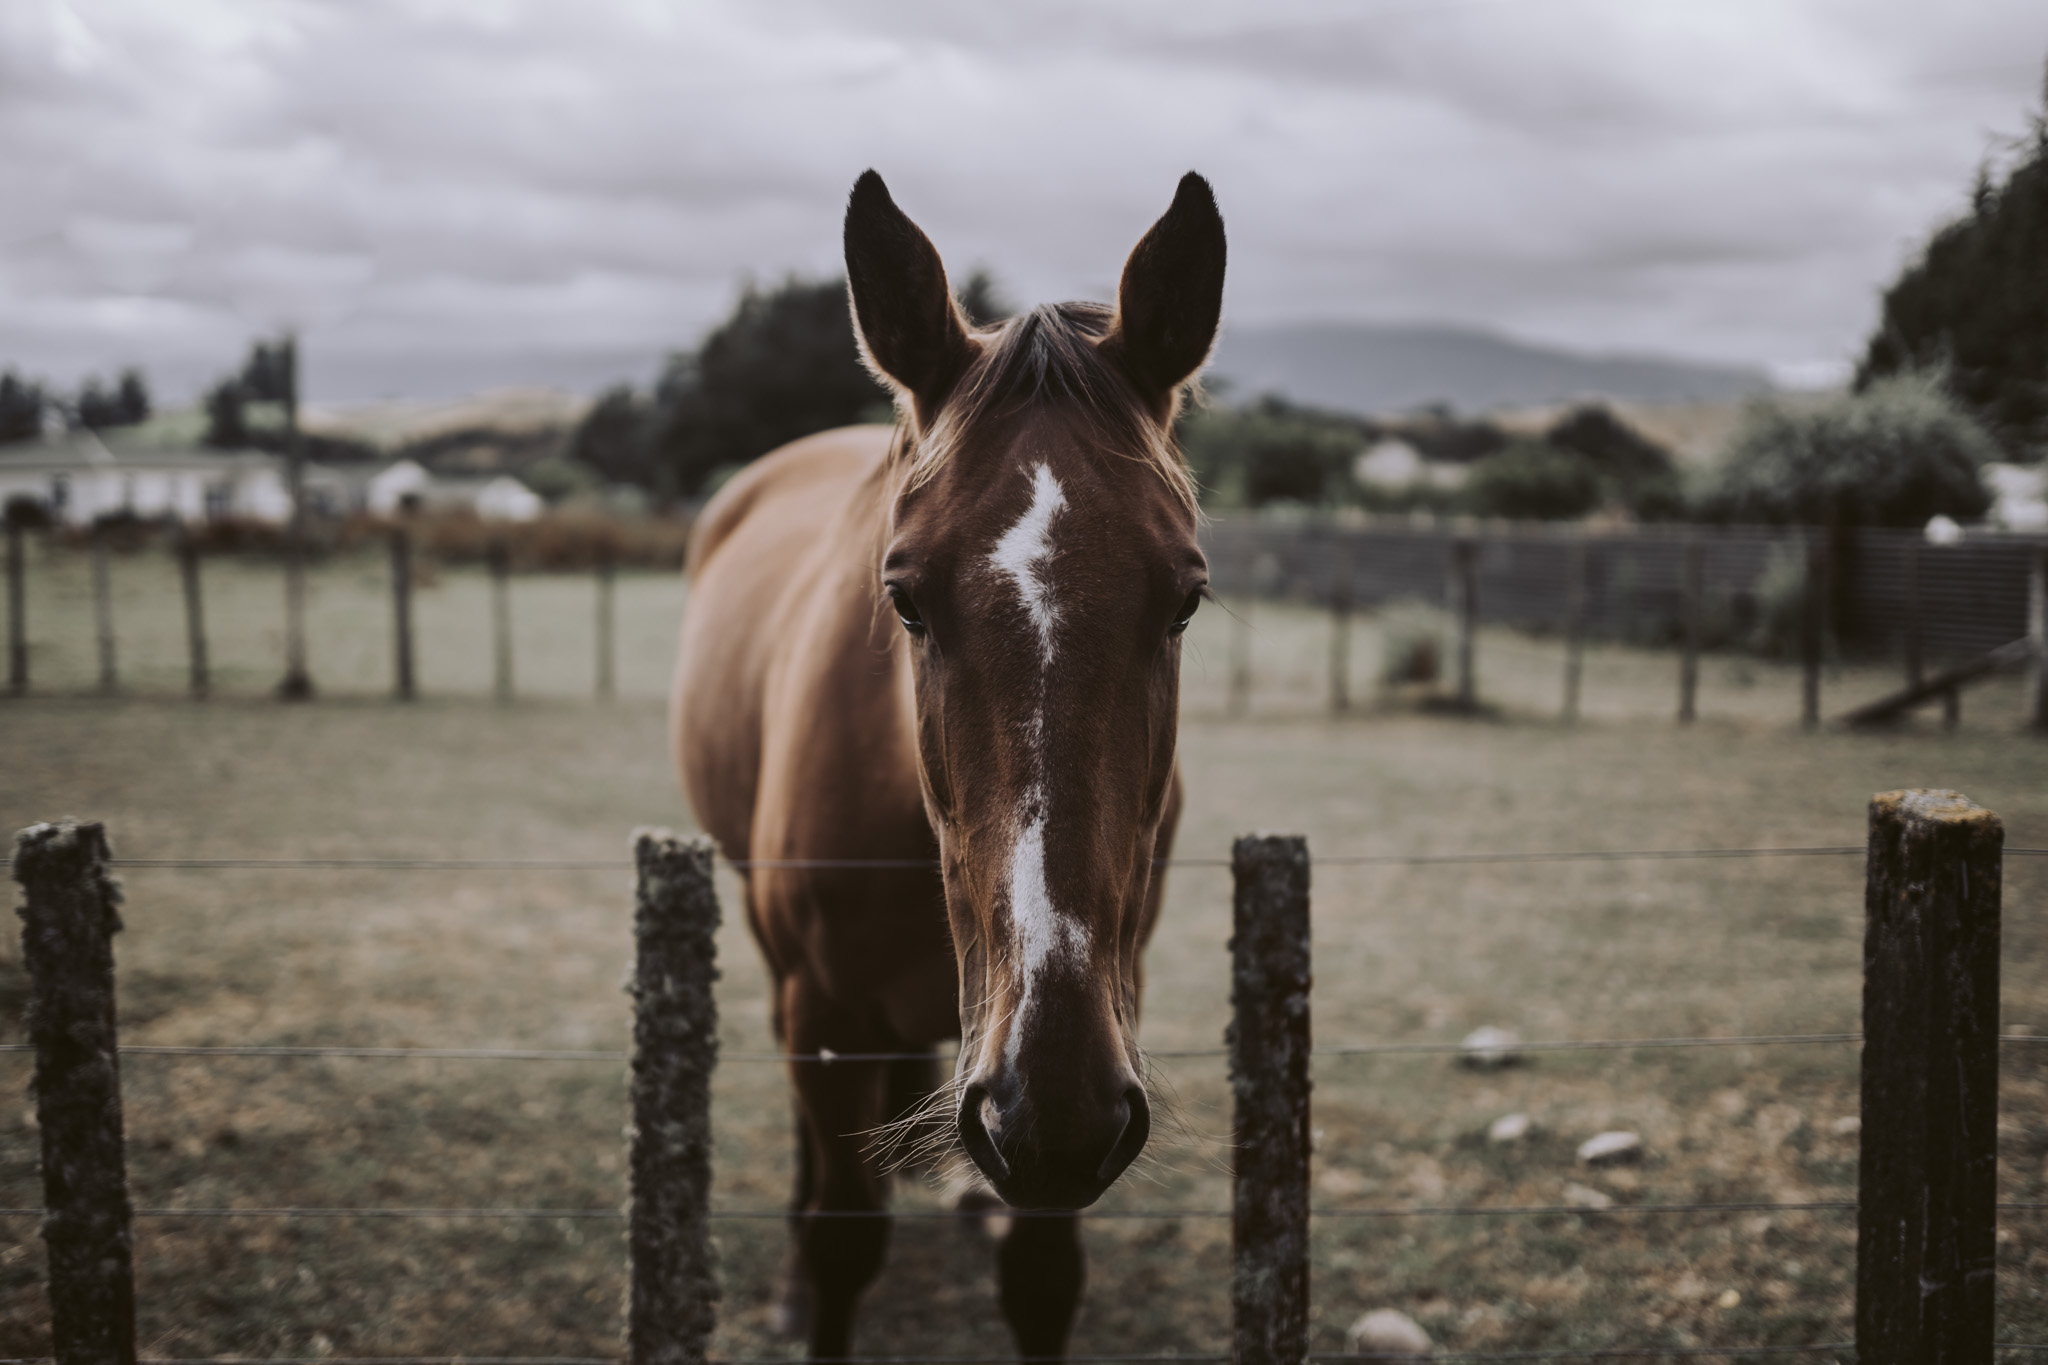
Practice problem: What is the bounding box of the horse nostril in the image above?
[957,1083,1011,1184]
[1096,1086,1151,1185]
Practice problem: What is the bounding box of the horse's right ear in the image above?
[844,170,974,424]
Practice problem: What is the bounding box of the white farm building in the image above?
[0,430,304,526]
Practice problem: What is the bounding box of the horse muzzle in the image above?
[957,1079,1151,1210]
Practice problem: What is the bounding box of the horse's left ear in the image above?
[1105,172,1227,412]
[844,170,975,423]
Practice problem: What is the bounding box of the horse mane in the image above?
[900,302,1200,513]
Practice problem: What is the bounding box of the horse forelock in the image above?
[898,301,1200,515]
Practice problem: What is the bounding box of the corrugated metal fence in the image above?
[1202,517,2048,659]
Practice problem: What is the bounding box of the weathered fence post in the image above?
[1677,539,1701,724]
[178,533,208,700]
[276,335,313,702]
[2029,543,2046,732]
[1800,532,1823,729]
[1451,537,1477,711]
[1328,566,1351,715]
[1230,834,1311,1365]
[1858,790,2001,1365]
[1562,537,1586,723]
[1903,541,1924,692]
[628,830,720,1365]
[7,516,26,696]
[597,547,617,702]
[13,820,137,1365]
[489,538,513,704]
[91,529,117,694]
[390,524,416,701]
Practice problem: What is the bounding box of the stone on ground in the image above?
[1576,1130,1642,1166]
[1347,1308,1433,1358]
[1487,1111,1531,1143]
[1562,1181,1614,1210]
[1458,1026,1522,1069]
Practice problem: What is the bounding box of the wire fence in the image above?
[7,819,2043,1359]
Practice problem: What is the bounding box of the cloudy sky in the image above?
[3,0,2045,404]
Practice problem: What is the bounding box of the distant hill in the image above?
[1207,321,1772,416]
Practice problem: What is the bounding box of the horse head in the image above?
[844,170,1224,1209]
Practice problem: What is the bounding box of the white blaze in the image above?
[987,462,1068,662]
[985,462,1090,1068]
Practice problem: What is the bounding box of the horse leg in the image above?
[773,1107,817,1338]
[787,1004,894,1359]
[997,1211,1084,1361]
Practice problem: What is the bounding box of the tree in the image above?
[1176,395,1371,507]
[957,269,1013,327]
[569,384,652,486]
[116,368,150,425]
[75,369,149,430]
[203,379,250,448]
[1543,404,1684,518]
[641,277,890,497]
[1697,374,1998,528]
[1462,440,1604,520]
[0,371,45,443]
[1857,71,2048,455]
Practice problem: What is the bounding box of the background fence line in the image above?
[6,800,2033,1361]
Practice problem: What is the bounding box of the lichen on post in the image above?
[1229,833,1311,1365]
[626,829,721,1365]
[13,819,136,1365]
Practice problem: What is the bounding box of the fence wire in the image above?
[100,846,2048,871]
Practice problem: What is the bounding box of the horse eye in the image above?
[888,586,927,637]
[1168,590,1202,636]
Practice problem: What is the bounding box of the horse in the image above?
[672,169,1225,1360]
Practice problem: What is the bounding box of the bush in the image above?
[1697,373,1998,528]
[1176,395,1370,507]
[1377,601,1445,687]
[1544,404,1683,519]
[1462,440,1604,520]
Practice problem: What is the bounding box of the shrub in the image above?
[1177,395,1367,507]
[1461,440,1604,520]
[1697,373,1998,528]
[1377,600,1445,687]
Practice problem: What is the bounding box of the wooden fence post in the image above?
[597,548,617,702]
[1451,538,1477,711]
[1858,790,2001,1364]
[628,830,720,1364]
[1328,567,1351,716]
[1903,542,1924,691]
[489,539,513,704]
[390,524,416,701]
[91,529,116,694]
[2029,544,2046,732]
[7,517,26,696]
[178,533,208,700]
[13,820,137,1365]
[1678,539,1701,724]
[1562,537,1586,723]
[1230,834,1311,1365]
[1801,532,1823,729]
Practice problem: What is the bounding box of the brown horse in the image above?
[672,170,1224,1360]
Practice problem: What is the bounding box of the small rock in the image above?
[1347,1308,1433,1358]
[1562,1181,1613,1210]
[1458,1026,1522,1070]
[1487,1112,1531,1143]
[1830,1115,1861,1137]
[1576,1130,1642,1166]
[1716,1288,1741,1309]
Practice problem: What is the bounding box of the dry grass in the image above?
[0,574,2044,1359]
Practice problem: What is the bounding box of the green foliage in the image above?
[1177,395,1369,506]
[956,268,1012,328]
[568,384,652,487]
[203,379,250,448]
[1698,373,1999,528]
[0,370,46,443]
[1543,404,1683,518]
[639,277,889,498]
[520,455,604,503]
[1462,439,1604,520]
[1857,77,2048,454]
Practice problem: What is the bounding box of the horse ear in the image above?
[1105,172,1227,411]
[844,170,974,420]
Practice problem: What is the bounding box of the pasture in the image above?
[1,566,2045,1358]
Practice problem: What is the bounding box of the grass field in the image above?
[2,552,2045,1359]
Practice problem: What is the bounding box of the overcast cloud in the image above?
[2,0,2044,403]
